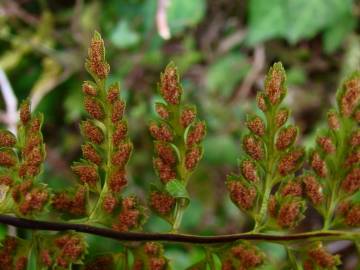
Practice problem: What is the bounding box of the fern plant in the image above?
[305,73,360,230]
[0,32,357,270]
[148,62,205,232]
[226,63,306,232]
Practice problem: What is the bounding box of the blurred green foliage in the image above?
[247,0,356,52]
[0,0,359,269]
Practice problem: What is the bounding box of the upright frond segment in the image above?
[227,62,306,231]
[0,99,49,217]
[85,31,110,80]
[304,71,360,229]
[52,32,145,231]
[149,62,206,231]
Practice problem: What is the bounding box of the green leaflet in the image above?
[165,179,190,207]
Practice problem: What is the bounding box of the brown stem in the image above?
[0,214,358,244]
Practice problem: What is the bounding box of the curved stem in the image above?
[0,214,358,244]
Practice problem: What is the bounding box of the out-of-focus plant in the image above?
[303,71,360,231]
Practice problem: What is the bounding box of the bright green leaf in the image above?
[165,179,190,203]
[323,15,356,53]
[247,0,355,45]
[110,20,141,49]
[246,0,286,45]
[285,0,330,43]
[167,0,206,35]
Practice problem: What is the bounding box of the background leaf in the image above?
[167,0,206,35]
[247,0,355,45]
[110,20,141,49]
